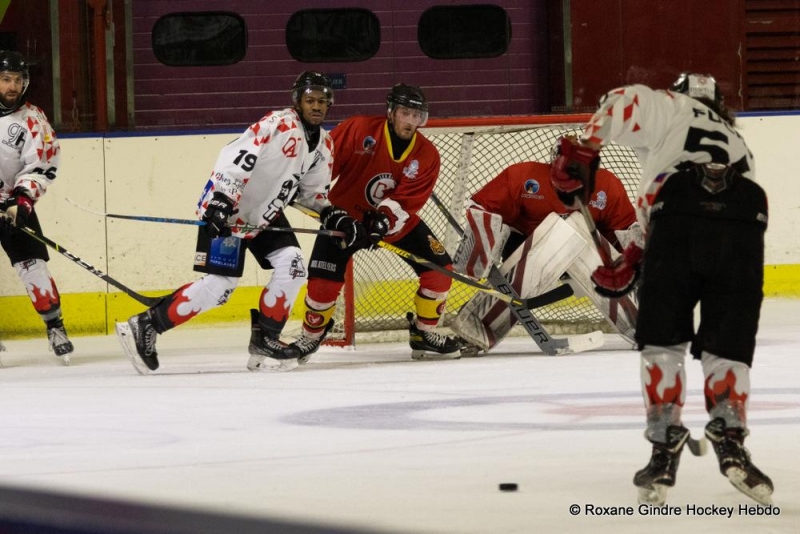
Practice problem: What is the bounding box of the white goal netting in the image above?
[326,116,642,345]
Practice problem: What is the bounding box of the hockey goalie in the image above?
[451,145,639,354]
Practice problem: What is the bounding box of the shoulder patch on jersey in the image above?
[403,159,420,179]
[590,190,608,210]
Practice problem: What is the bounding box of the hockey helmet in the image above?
[0,50,30,115]
[386,83,429,126]
[291,71,334,105]
[670,72,721,106]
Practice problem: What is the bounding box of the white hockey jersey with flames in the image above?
[582,84,756,229]
[0,102,60,203]
[196,108,333,238]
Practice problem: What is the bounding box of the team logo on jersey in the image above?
[357,136,377,154]
[282,136,300,157]
[522,179,544,199]
[3,123,26,150]
[590,190,608,210]
[403,160,420,179]
[428,235,446,255]
[366,173,396,206]
[289,253,306,280]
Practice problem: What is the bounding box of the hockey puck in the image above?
[498,483,518,492]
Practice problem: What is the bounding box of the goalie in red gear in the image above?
[574,72,772,506]
[281,83,463,362]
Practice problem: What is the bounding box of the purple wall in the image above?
[132,0,549,130]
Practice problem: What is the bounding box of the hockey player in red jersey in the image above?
[0,51,73,363]
[116,71,367,374]
[451,135,638,352]
[281,83,462,361]
[553,73,772,505]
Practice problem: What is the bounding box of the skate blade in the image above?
[411,350,461,361]
[115,322,151,376]
[61,354,70,366]
[637,484,667,505]
[459,345,486,357]
[726,468,774,506]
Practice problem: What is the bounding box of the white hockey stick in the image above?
[430,192,604,355]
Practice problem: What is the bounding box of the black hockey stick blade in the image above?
[19,226,163,307]
[687,434,708,457]
[524,283,573,309]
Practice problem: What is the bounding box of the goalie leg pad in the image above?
[453,208,510,278]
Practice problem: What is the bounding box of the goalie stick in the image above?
[18,226,163,307]
[429,192,603,356]
[65,198,345,238]
[576,200,639,326]
[290,203,570,309]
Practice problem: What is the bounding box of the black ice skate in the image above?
[116,310,159,374]
[705,418,774,505]
[247,309,297,372]
[46,317,74,365]
[281,319,334,365]
[406,312,461,360]
[633,425,691,505]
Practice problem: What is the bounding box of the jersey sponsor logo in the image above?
[356,136,376,155]
[522,179,544,199]
[194,252,207,266]
[428,235,446,255]
[310,259,337,272]
[282,136,300,158]
[3,122,26,150]
[590,190,608,210]
[403,159,420,179]
[365,173,396,206]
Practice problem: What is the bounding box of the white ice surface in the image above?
[1,299,798,533]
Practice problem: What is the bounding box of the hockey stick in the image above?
[18,226,163,307]
[429,192,602,355]
[65,198,345,238]
[575,200,639,326]
[289,202,565,309]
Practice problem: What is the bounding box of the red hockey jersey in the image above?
[328,115,440,241]
[471,161,636,246]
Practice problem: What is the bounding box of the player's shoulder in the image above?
[253,107,300,130]
[8,102,51,125]
[595,167,624,185]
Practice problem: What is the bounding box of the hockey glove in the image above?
[3,188,35,228]
[591,243,644,298]
[363,210,390,245]
[551,136,600,208]
[203,192,235,238]
[320,205,368,251]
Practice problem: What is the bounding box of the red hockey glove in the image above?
[551,136,600,208]
[591,243,644,298]
[5,188,35,228]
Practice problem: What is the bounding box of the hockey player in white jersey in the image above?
[0,50,74,363]
[116,71,368,374]
[553,73,771,505]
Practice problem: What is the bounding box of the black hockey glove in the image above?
[203,192,235,238]
[363,210,390,245]
[2,188,35,229]
[320,205,368,251]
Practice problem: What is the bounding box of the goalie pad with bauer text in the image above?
[453,207,511,278]
[452,213,587,350]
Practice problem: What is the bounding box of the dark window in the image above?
[287,9,379,62]
[152,12,247,67]
[419,5,511,59]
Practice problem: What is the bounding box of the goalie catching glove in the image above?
[321,205,368,250]
[551,136,600,208]
[203,192,235,238]
[591,242,643,298]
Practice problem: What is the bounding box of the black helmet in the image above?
[386,83,428,112]
[0,50,30,115]
[670,72,721,106]
[291,71,334,104]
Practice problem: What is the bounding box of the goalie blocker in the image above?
[452,212,637,352]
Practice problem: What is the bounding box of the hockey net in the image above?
[323,115,642,346]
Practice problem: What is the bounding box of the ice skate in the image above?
[116,310,159,375]
[247,309,297,372]
[280,319,334,365]
[406,312,461,360]
[46,318,74,366]
[705,418,774,505]
[633,425,690,505]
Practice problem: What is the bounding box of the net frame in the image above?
[321,114,642,347]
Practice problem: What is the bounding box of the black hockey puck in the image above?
[498,483,518,491]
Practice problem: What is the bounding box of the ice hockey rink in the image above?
[1,299,797,534]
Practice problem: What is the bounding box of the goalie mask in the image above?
[670,72,721,106]
[0,50,30,116]
[386,83,429,126]
[291,71,334,106]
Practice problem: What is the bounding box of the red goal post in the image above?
[321,114,642,347]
